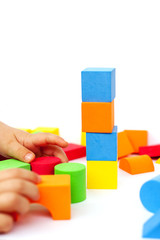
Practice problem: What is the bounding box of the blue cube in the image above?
[81,68,115,102]
[86,126,117,161]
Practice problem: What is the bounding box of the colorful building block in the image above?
[87,161,117,189]
[124,130,148,153]
[0,159,30,171]
[82,101,114,133]
[118,131,134,159]
[119,155,154,175]
[81,68,115,102]
[63,143,86,160]
[31,127,59,135]
[19,128,32,133]
[156,158,160,164]
[140,175,160,213]
[33,175,71,220]
[55,163,86,203]
[32,131,42,134]
[31,156,61,175]
[139,144,160,157]
[86,126,117,161]
[142,209,160,238]
[81,132,86,146]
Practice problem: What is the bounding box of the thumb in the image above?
[8,142,35,163]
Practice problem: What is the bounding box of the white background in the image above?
[0,0,160,239]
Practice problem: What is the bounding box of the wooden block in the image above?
[124,130,148,153]
[82,101,114,133]
[0,159,31,171]
[81,68,115,102]
[142,209,160,238]
[87,160,117,189]
[63,143,86,161]
[55,163,86,203]
[119,155,154,175]
[81,132,86,146]
[140,174,160,213]
[86,126,117,161]
[31,156,61,175]
[139,144,160,157]
[31,127,59,135]
[33,175,71,220]
[118,131,134,159]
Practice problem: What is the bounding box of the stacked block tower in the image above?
[81,68,117,189]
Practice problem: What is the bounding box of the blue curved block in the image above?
[143,209,160,238]
[140,175,160,213]
[81,68,115,102]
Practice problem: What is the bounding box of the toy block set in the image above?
[0,142,87,221]
[2,68,160,238]
[81,68,117,189]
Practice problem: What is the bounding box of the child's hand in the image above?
[0,122,68,163]
[0,168,41,233]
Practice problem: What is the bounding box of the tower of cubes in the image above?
[81,68,117,189]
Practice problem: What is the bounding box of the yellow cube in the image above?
[81,132,86,146]
[87,160,118,189]
[19,128,32,133]
[31,127,59,136]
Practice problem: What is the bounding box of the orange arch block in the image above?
[33,175,71,220]
[119,155,154,175]
[118,131,134,159]
[124,130,148,153]
[81,101,114,133]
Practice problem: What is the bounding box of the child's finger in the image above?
[0,192,30,215]
[42,145,68,163]
[0,168,41,184]
[7,141,35,163]
[30,133,68,148]
[0,179,40,201]
[0,213,14,233]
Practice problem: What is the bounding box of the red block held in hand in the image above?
[63,143,86,161]
[31,156,61,175]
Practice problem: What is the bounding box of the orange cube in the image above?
[33,175,71,220]
[118,131,134,159]
[124,130,148,153]
[81,101,114,133]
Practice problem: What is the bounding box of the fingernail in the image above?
[24,153,34,162]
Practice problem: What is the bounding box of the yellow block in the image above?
[19,128,32,133]
[87,160,118,189]
[31,127,59,135]
[81,132,86,146]
[156,158,160,164]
